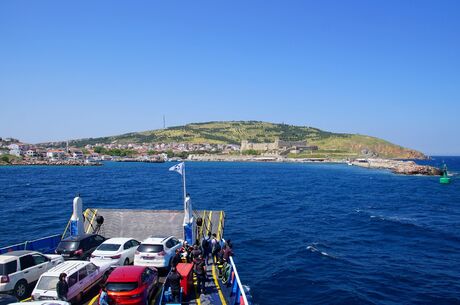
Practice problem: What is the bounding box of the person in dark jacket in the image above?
[191,244,201,261]
[211,233,221,263]
[56,273,69,301]
[223,244,233,262]
[193,255,206,294]
[201,232,212,266]
[166,267,182,302]
[171,249,181,267]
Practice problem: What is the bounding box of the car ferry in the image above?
[0,163,251,305]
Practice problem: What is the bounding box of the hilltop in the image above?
[55,121,425,159]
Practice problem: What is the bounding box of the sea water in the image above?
[1,157,459,305]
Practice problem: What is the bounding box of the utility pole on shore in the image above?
[163,115,166,129]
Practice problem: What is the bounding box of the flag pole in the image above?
[182,163,187,210]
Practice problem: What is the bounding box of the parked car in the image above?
[0,294,18,305]
[103,266,158,305]
[55,234,105,260]
[134,236,182,269]
[0,250,64,299]
[90,238,140,266]
[31,260,112,304]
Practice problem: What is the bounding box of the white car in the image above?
[31,260,112,304]
[134,236,182,269]
[90,237,140,266]
[0,250,64,299]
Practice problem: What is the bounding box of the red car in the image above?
[104,266,159,305]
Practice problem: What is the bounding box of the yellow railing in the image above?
[61,208,98,239]
[217,211,225,240]
[85,209,98,233]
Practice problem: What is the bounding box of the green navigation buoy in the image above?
[440,163,451,184]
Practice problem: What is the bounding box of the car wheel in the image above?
[13,279,28,299]
[124,258,130,265]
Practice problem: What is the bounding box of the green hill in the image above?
[64,121,425,159]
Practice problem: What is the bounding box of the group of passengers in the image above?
[166,232,234,297]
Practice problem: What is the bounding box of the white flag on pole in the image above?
[169,162,184,175]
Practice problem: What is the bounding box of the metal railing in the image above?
[0,234,62,254]
[228,256,250,305]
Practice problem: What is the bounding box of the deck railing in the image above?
[229,255,250,305]
[0,234,61,254]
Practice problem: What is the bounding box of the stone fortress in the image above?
[240,139,318,155]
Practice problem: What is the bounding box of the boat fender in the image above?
[196,217,203,226]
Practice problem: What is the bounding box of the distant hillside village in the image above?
[0,136,318,165]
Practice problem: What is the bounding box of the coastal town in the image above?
[0,137,241,165]
[0,136,442,176]
[0,137,317,165]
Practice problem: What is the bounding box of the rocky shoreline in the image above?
[351,159,441,176]
[0,155,441,176]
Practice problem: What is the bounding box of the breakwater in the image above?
[188,154,440,176]
[351,158,441,175]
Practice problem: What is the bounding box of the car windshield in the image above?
[97,244,121,251]
[36,276,59,290]
[58,241,79,251]
[106,282,138,292]
[137,244,163,253]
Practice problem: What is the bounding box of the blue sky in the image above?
[1,1,459,155]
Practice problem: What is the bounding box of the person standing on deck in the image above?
[171,249,181,267]
[180,241,191,262]
[99,284,109,305]
[201,232,212,266]
[211,233,221,263]
[56,273,69,301]
[191,244,201,261]
[223,243,234,262]
[193,254,207,294]
[166,266,182,303]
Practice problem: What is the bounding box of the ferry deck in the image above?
[0,207,250,305]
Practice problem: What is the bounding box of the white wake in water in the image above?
[306,244,336,259]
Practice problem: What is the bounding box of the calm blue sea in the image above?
[1,157,459,305]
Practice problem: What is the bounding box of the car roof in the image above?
[61,234,100,242]
[42,260,92,276]
[102,237,135,244]
[107,266,146,282]
[0,250,35,257]
[142,236,172,244]
[0,250,37,262]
